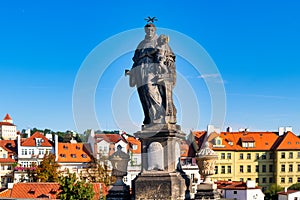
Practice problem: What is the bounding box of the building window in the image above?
[298,152,300,158]
[262,165,266,173]
[227,166,232,174]
[256,165,259,172]
[269,177,273,183]
[21,149,27,155]
[247,153,251,159]
[281,165,285,172]
[298,164,300,172]
[247,165,251,173]
[289,177,293,183]
[240,153,243,160]
[262,153,266,159]
[269,153,274,159]
[281,152,285,159]
[221,166,225,174]
[233,191,237,194]
[215,166,218,174]
[227,153,231,159]
[289,164,293,172]
[298,177,300,183]
[240,165,244,173]
[281,178,285,183]
[269,165,273,172]
[262,178,267,183]
[240,178,243,182]
[256,178,259,183]
[221,153,225,159]
[39,149,44,155]
[256,153,259,160]
[289,152,293,159]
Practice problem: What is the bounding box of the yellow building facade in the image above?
[191,130,300,192]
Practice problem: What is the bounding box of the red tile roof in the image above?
[126,136,141,154]
[211,132,279,151]
[57,143,92,163]
[4,113,12,121]
[95,134,126,143]
[21,132,53,147]
[0,189,11,198]
[216,181,260,190]
[278,190,300,195]
[272,131,300,150]
[0,122,14,126]
[0,140,17,163]
[9,182,107,199]
[10,182,60,199]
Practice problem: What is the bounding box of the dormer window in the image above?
[60,154,66,158]
[213,136,225,147]
[82,154,87,158]
[63,145,68,150]
[71,154,76,158]
[241,137,255,148]
[35,138,42,146]
[76,146,80,150]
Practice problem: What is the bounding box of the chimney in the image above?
[226,127,232,132]
[285,126,293,133]
[278,127,285,136]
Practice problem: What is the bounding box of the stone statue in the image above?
[126,22,177,125]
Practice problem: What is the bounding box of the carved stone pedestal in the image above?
[132,125,189,200]
[194,183,220,200]
[106,183,130,200]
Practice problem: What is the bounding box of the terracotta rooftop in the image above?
[126,136,141,154]
[57,143,92,163]
[0,122,14,126]
[0,188,11,198]
[211,131,279,151]
[9,182,107,199]
[0,140,17,163]
[216,181,260,190]
[277,190,300,195]
[95,133,126,144]
[10,182,60,199]
[4,113,12,121]
[21,131,54,147]
[272,131,300,150]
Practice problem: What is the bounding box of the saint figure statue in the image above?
[126,22,177,126]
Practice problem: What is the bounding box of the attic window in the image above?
[29,188,35,194]
[71,154,76,158]
[76,146,80,150]
[132,145,138,150]
[50,189,57,194]
[60,154,66,158]
[297,142,299,145]
[288,142,291,145]
[82,154,87,158]
[63,145,68,150]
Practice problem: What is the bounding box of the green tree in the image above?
[288,183,300,190]
[265,184,284,200]
[85,159,115,186]
[36,153,60,182]
[59,170,94,200]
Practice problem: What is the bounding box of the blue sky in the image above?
[1,0,300,134]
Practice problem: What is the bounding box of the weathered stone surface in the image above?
[133,172,186,200]
[132,127,189,200]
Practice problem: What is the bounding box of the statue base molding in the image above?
[194,183,221,200]
[132,125,189,200]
